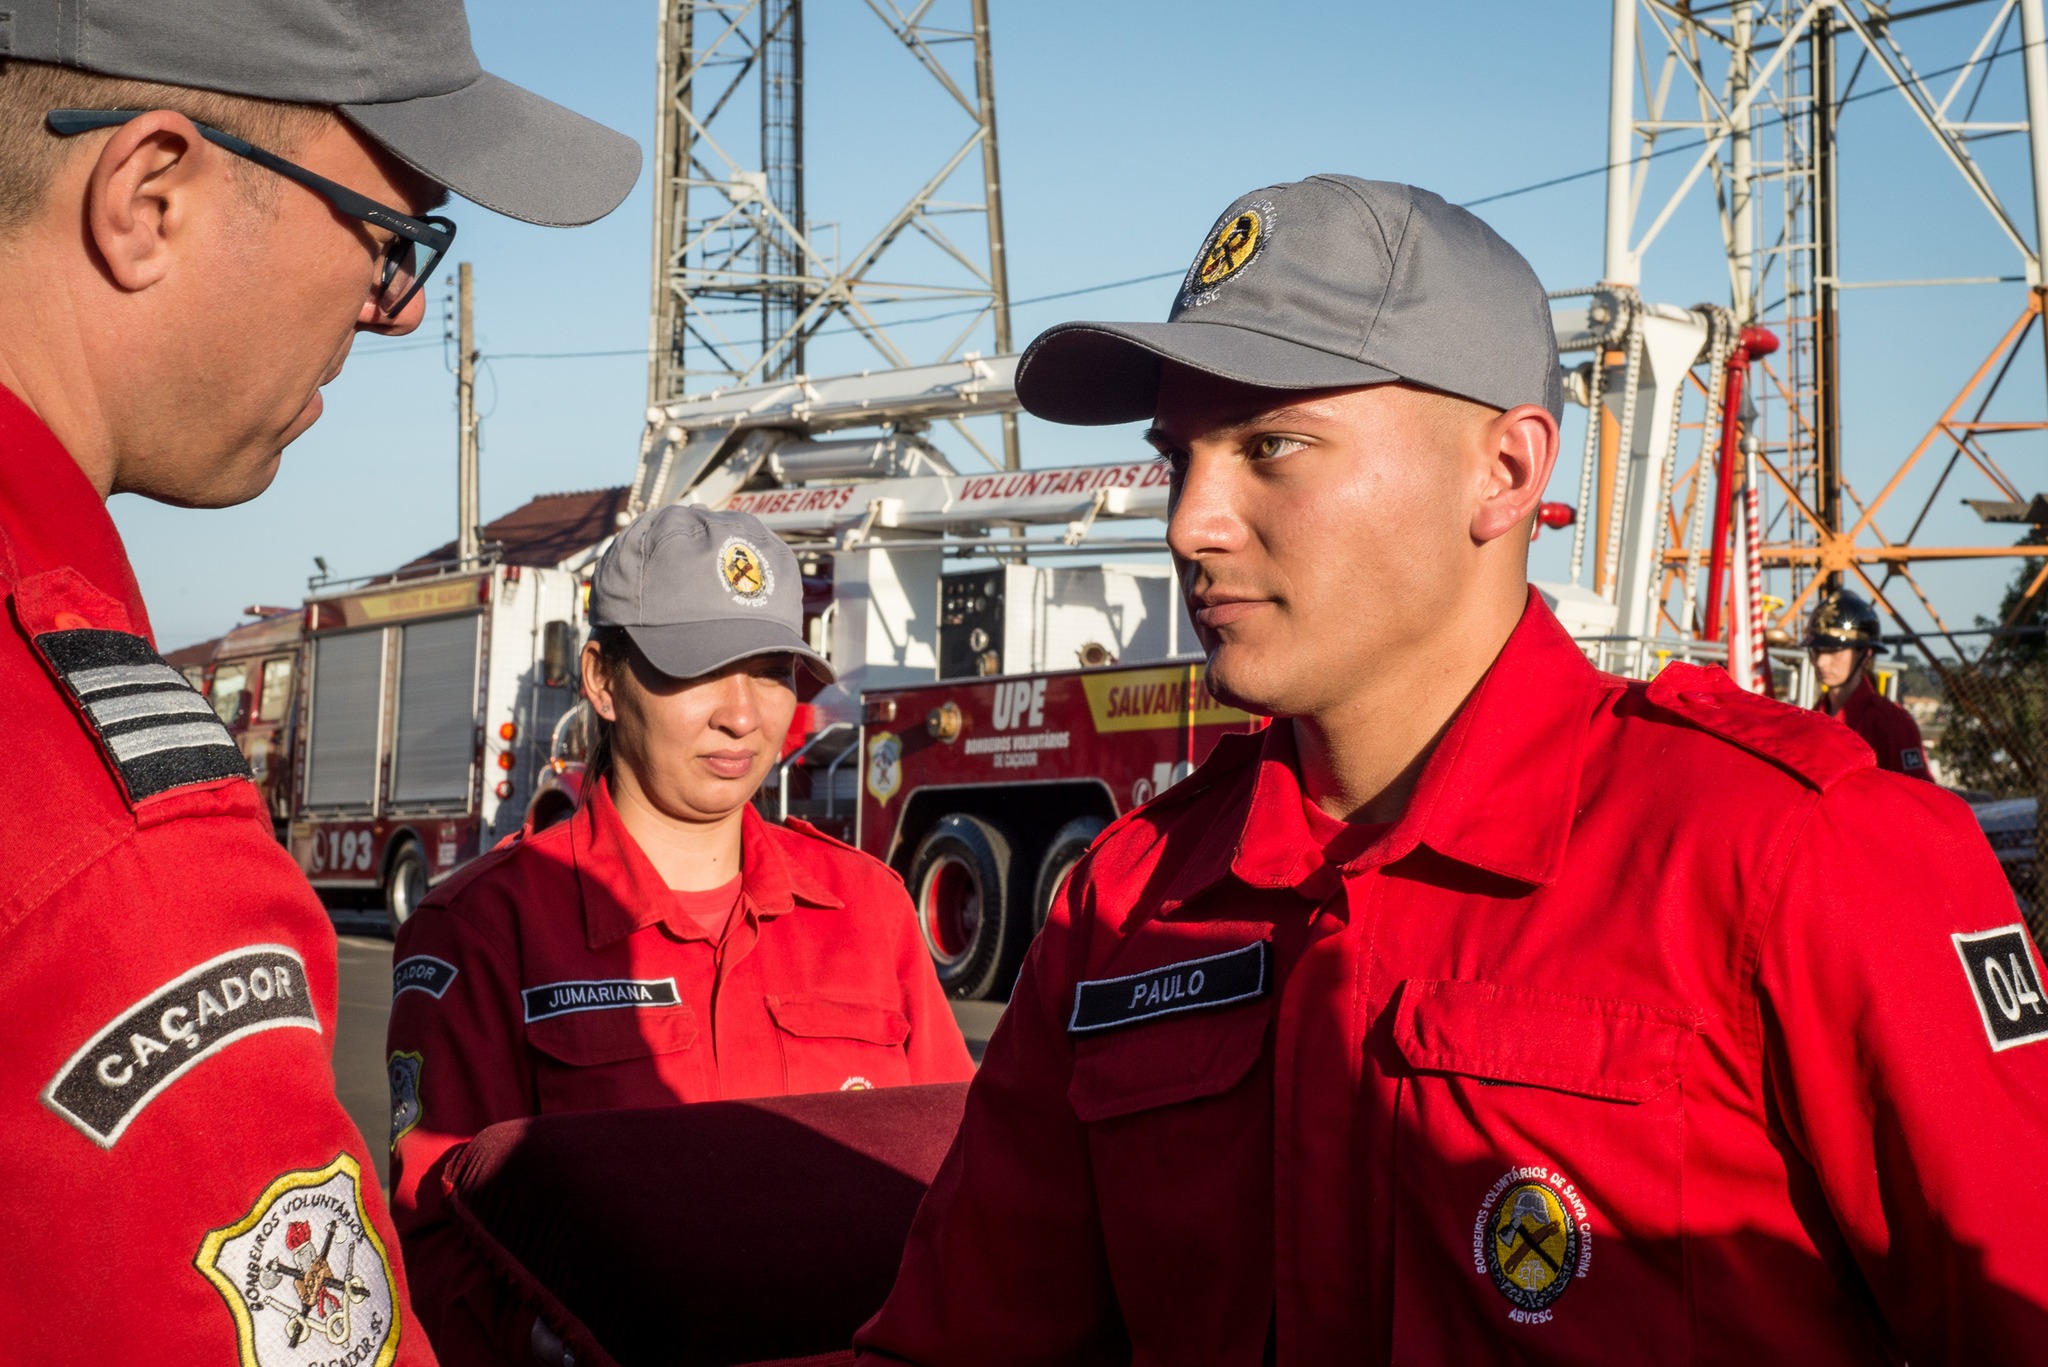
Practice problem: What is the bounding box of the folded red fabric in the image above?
[442,1083,968,1367]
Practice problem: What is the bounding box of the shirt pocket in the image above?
[1066,999,1276,1361]
[1388,978,1699,1365]
[525,1006,699,1113]
[764,994,913,1095]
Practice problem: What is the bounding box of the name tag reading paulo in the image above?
[1068,941,1269,1035]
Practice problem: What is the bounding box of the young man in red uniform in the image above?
[0,3,636,1361]
[856,176,2048,1364]
[1807,588,1932,779]
[389,505,974,1364]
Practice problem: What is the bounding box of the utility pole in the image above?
[457,261,479,568]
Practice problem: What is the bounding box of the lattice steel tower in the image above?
[647,0,1020,467]
[1603,0,2048,640]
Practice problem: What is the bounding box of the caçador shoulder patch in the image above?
[194,1152,400,1367]
[42,944,319,1148]
[35,627,250,803]
[392,955,458,1000]
[1068,941,1268,1034]
[1953,925,2048,1051]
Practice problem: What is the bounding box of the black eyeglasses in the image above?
[47,109,456,318]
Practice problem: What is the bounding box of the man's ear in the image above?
[1471,403,1561,545]
[82,111,215,293]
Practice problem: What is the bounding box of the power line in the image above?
[354,30,2042,367]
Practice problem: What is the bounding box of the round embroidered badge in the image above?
[717,536,774,606]
[840,1076,875,1091]
[1474,1166,1591,1321]
[1181,199,1274,308]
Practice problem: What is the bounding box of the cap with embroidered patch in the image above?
[3,0,639,227]
[1016,175,1560,424]
[590,505,833,684]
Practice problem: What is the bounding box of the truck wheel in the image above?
[384,839,428,934]
[909,814,1016,1001]
[1034,816,1107,934]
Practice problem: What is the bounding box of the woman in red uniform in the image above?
[387,505,974,1364]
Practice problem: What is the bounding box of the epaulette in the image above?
[15,567,250,806]
[1644,662,1873,792]
[783,815,863,853]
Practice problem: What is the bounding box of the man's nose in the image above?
[1166,449,1247,564]
[356,287,426,338]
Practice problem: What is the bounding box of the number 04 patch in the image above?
[1954,925,2048,1051]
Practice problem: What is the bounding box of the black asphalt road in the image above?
[329,924,1006,1193]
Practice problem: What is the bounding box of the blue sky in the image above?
[114,1,2048,650]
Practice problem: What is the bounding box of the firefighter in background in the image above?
[388,504,974,1365]
[0,0,636,1361]
[1807,588,1932,780]
[856,176,2048,1364]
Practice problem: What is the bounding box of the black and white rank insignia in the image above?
[1954,925,2048,1051]
[1068,941,1269,1035]
[37,627,249,802]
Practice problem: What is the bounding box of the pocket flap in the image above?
[1068,999,1271,1124]
[765,995,909,1046]
[1393,979,1698,1103]
[526,1005,698,1067]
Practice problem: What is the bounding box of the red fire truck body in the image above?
[287,563,584,926]
[847,662,1257,996]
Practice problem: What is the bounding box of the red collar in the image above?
[1157,589,1598,911]
[0,382,150,638]
[572,778,843,950]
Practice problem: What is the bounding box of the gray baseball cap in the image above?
[591,506,834,684]
[1016,176,1561,424]
[4,0,639,227]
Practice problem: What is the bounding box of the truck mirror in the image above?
[542,621,576,688]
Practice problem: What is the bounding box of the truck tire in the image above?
[909,814,1016,1001]
[1033,816,1107,934]
[384,838,428,934]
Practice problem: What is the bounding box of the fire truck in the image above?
[287,562,585,926]
[619,288,1743,997]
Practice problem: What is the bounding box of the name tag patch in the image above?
[1068,940,1269,1035]
[1954,925,2048,1051]
[42,945,319,1148]
[523,978,682,1023]
[37,628,250,803]
[393,955,459,1000]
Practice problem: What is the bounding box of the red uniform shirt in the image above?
[389,778,974,1361]
[858,593,2048,1366]
[1819,672,1932,779]
[0,385,432,1365]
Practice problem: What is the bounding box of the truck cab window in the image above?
[210,664,248,726]
[258,656,295,722]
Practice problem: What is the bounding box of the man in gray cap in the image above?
[858,177,2048,1363]
[0,3,634,1361]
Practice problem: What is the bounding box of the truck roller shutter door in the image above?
[305,630,383,809]
[393,615,481,805]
